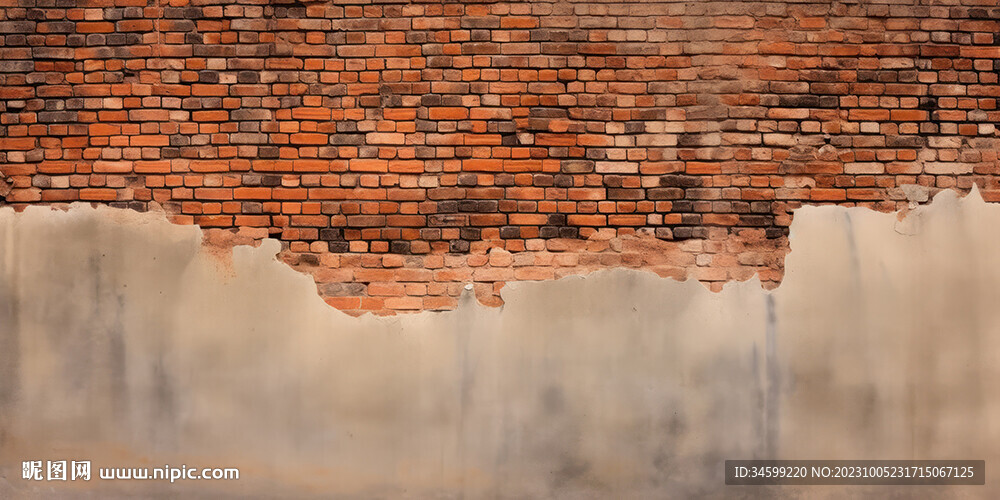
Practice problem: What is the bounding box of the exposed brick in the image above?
[0,0,996,314]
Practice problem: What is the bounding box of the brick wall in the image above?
[1,0,998,314]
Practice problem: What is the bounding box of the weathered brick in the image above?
[0,21,35,33]
[648,188,684,200]
[0,0,996,314]
[32,47,74,59]
[0,61,34,72]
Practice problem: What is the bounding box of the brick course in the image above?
[1,0,999,314]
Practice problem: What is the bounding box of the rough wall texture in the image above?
[2,190,1000,498]
[1,0,999,314]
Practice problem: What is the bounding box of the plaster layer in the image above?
[1,190,999,498]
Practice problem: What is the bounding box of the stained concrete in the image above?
[0,189,997,498]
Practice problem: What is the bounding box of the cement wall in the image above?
[1,189,998,498]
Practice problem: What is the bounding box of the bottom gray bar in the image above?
[725,460,984,485]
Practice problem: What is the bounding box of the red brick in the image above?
[3,3,997,316]
[134,161,170,174]
[191,84,228,97]
[131,135,168,147]
[463,159,502,172]
[0,138,36,150]
[383,108,417,120]
[234,187,271,199]
[89,123,119,136]
[810,189,846,201]
[77,22,114,33]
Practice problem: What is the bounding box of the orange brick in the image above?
[193,110,229,121]
[234,187,271,199]
[427,107,468,120]
[0,137,36,150]
[325,297,361,310]
[290,133,328,145]
[89,123,119,135]
[191,84,228,96]
[93,161,132,173]
[368,283,406,296]
[463,159,502,172]
[568,214,606,226]
[349,159,388,172]
[195,188,232,200]
[291,108,332,120]
[383,108,417,120]
[130,135,168,147]
[848,109,890,121]
[423,296,459,310]
[79,188,117,201]
[889,109,927,121]
[810,188,846,201]
[608,214,646,226]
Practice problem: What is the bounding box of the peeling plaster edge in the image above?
[0,185,988,317]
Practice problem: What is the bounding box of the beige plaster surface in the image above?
[0,189,997,498]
